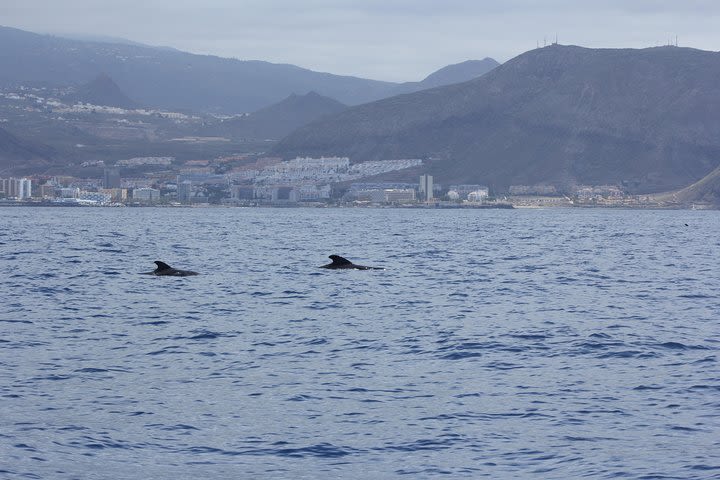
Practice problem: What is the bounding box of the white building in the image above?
[450,184,489,198]
[78,192,112,205]
[384,188,416,203]
[447,190,460,201]
[362,188,416,203]
[467,189,489,203]
[297,184,332,200]
[0,177,32,199]
[18,178,32,199]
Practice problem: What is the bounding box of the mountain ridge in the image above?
[206,91,347,140]
[418,58,500,88]
[655,164,720,206]
[391,58,500,95]
[274,44,720,193]
[0,25,394,112]
[0,25,499,114]
[65,73,138,109]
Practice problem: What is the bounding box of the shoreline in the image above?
[0,201,715,210]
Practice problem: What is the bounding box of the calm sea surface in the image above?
[1,207,719,479]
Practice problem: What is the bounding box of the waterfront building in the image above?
[103,168,121,188]
[384,189,416,203]
[59,187,80,198]
[449,185,489,199]
[509,184,558,195]
[132,187,160,203]
[78,191,112,205]
[349,182,417,193]
[369,190,386,203]
[271,187,298,203]
[19,178,32,199]
[419,175,434,202]
[467,190,489,203]
[573,185,623,200]
[447,190,460,201]
[0,178,10,198]
[99,188,128,203]
[40,184,56,198]
[0,178,33,199]
[351,189,381,202]
[231,185,256,201]
[359,188,416,204]
[178,181,192,203]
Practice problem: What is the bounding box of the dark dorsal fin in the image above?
[154,261,172,271]
[329,255,353,266]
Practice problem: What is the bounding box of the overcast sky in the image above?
[2,0,719,82]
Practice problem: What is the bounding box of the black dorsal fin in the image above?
[154,261,172,271]
[329,255,352,266]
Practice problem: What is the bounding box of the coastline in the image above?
[0,200,715,210]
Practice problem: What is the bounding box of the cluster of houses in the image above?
[0,173,491,207]
[1,154,631,207]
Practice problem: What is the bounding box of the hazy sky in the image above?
[2,0,719,82]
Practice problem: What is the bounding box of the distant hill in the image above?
[0,25,500,113]
[655,165,720,206]
[207,91,347,140]
[65,73,138,109]
[0,126,54,173]
[0,25,395,113]
[394,58,500,93]
[53,33,176,50]
[274,45,720,194]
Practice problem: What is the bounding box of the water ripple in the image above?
[1,207,719,479]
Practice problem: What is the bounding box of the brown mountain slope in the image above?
[274,45,720,193]
[654,165,720,206]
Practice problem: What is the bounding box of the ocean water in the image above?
[1,206,719,479]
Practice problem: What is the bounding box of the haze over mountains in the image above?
[276,44,720,194]
[206,92,348,140]
[0,126,54,173]
[3,23,720,203]
[0,25,501,176]
[392,59,500,94]
[65,73,138,110]
[0,26,498,113]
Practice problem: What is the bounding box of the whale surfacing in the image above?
[143,261,199,276]
[320,255,382,270]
